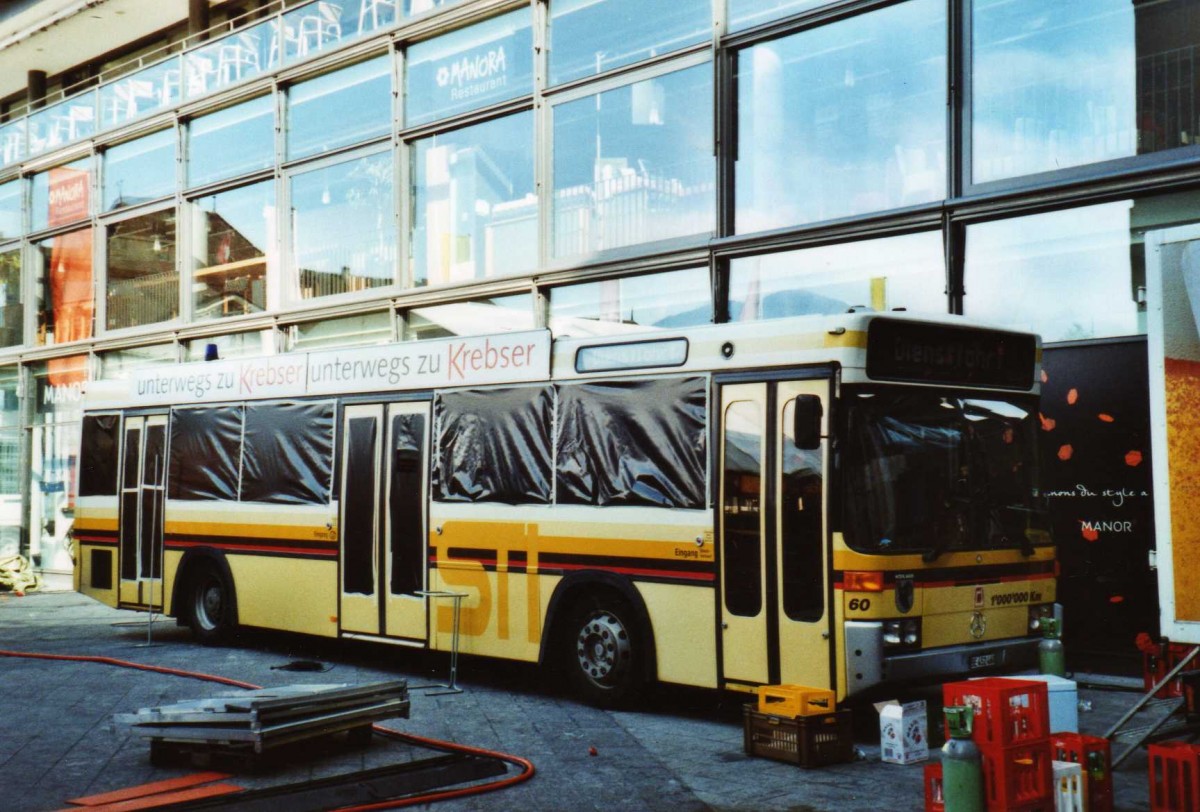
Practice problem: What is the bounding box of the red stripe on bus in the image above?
[834,571,1056,591]
[75,535,118,544]
[166,540,338,557]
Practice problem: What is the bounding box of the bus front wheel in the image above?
[188,563,235,644]
[564,594,643,706]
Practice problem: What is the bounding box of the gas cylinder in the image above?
[941,706,984,812]
[1039,617,1066,677]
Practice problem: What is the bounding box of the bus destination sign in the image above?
[866,319,1037,389]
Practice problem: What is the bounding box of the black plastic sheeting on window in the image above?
[241,401,335,505]
[434,386,552,504]
[168,406,243,501]
[342,416,377,596]
[557,377,707,509]
[79,414,120,497]
[390,413,426,595]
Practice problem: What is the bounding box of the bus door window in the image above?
[781,397,823,621]
[722,400,764,617]
[342,415,379,596]
[119,425,140,581]
[139,423,165,580]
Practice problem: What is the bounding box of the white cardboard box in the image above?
[877,699,929,764]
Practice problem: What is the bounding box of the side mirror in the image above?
[792,394,823,450]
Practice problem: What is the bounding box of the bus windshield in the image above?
[840,388,1047,557]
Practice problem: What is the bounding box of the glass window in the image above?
[187,96,274,188]
[728,232,946,321]
[0,249,20,348]
[241,401,335,505]
[403,293,533,340]
[0,179,20,239]
[728,0,827,32]
[279,0,420,64]
[0,366,18,428]
[103,129,176,212]
[965,202,1142,342]
[553,63,714,260]
[105,210,178,331]
[0,365,20,558]
[286,56,392,161]
[169,405,244,501]
[737,0,947,233]
[291,152,396,299]
[27,94,96,157]
[186,330,275,361]
[411,112,535,286]
[98,344,177,379]
[189,181,275,320]
[289,311,393,350]
[79,414,121,498]
[34,228,93,346]
[722,399,763,617]
[185,21,273,100]
[971,0,1143,184]
[405,9,533,126]
[31,159,92,233]
[549,0,709,86]
[0,119,25,171]
[99,59,181,131]
[30,356,87,572]
[550,267,712,336]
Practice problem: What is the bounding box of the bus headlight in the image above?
[1028,603,1054,633]
[883,619,920,649]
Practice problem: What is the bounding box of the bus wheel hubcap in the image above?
[198,582,222,626]
[576,611,629,685]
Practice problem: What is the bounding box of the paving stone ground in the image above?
[0,589,1152,811]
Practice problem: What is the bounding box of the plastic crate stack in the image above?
[1143,642,1198,699]
[923,762,945,812]
[1148,740,1200,812]
[1052,733,1114,812]
[742,685,853,768]
[943,677,1054,812]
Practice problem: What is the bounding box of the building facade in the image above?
[0,0,1184,656]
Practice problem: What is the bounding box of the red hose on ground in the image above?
[0,648,536,811]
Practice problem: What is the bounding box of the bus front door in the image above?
[339,401,431,643]
[117,413,167,608]
[719,380,831,691]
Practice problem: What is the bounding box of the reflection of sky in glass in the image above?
[287,56,392,160]
[291,311,394,350]
[103,129,176,212]
[193,180,274,259]
[728,0,826,33]
[0,180,20,239]
[99,59,180,131]
[188,96,274,188]
[972,0,1136,183]
[549,0,709,86]
[412,112,535,286]
[553,64,714,259]
[186,331,274,361]
[728,232,945,320]
[99,345,177,380]
[736,0,946,233]
[27,94,96,158]
[405,8,532,126]
[187,21,274,99]
[964,202,1139,341]
[291,152,395,285]
[549,268,711,336]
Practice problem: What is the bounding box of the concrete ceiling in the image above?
[0,0,192,101]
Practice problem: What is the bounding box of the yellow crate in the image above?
[757,685,836,718]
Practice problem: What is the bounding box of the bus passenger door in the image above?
[719,380,831,690]
[117,414,167,608]
[339,402,430,643]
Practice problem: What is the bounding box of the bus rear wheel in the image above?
[564,594,643,706]
[188,563,235,644]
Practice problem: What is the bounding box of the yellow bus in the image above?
[74,310,1054,704]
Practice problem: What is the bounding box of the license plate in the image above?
[968,653,996,670]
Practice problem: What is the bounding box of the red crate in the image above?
[1053,732,1113,812]
[924,762,944,812]
[980,739,1053,812]
[944,678,1050,749]
[1149,741,1200,812]
[1144,643,1199,699]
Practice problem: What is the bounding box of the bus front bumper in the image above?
[845,620,1040,696]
